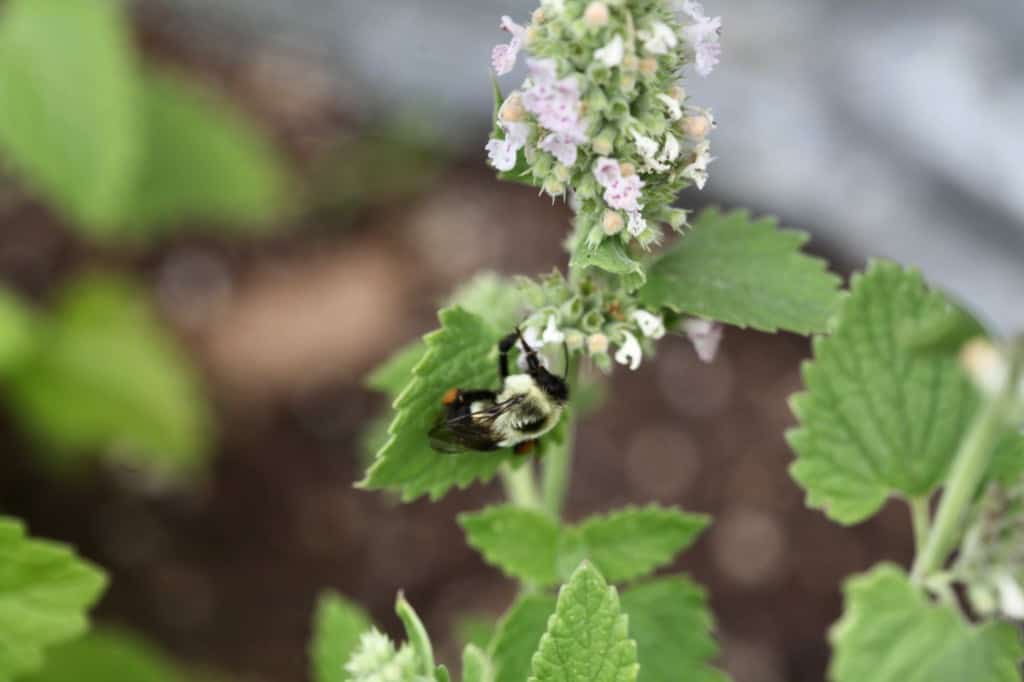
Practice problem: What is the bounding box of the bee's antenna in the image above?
[514,326,541,373]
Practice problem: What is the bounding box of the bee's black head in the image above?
[533,366,570,404]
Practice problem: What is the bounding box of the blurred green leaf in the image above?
[0,0,141,232]
[988,431,1024,486]
[454,614,498,652]
[460,504,707,587]
[0,516,107,681]
[528,562,638,682]
[462,645,493,682]
[122,69,289,233]
[621,578,729,682]
[367,342,427,397]
[359,307,514,501]
[788,262,979,524]
[489,595,555,682]
[640,208,841,334]
[898,298,986,356]
[0,287,37,373]
[21,628,181,682]
[311,591,372,682]
[396,593,435,677]
[5,274,213,477]
[830,564,1022,682]
[574,506,709,584]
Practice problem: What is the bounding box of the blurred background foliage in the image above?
[0,0,1020,681]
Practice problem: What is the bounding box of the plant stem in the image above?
[909,496,931,555]
[500,463,542,510]
[542,359,580,519]
[911,344,1023,583]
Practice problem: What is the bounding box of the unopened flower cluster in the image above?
[487,0,720,251]
[515,271,721,372]
[344,630,432,682]
[954,479,1024,621]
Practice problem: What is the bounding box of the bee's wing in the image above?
[428,397,520,454]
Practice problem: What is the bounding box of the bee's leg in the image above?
[513,439,537,456]
[498,331,520,379]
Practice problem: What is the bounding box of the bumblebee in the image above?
[429,328,569,454]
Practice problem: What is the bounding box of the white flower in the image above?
[683,318,723,363]
[677,0,722,77]
[538,118,588,167]
[632,310,666,339]
[631,130,669,172]
[627,210,646,236]
[641,21,678,55]
[594,34,624,67]
[659,133,681,163]
[542,315,565,344]
[593,157,621,186]
[682,140,714,189]
[484,121,529,171]
[491,16,526,76]
[996,573,1024,620]
[657,93,683,121]
[614,330,643,370]
[517,326,550,370]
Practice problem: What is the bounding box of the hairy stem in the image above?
[911,345,1022,583]
[909,496,931,556]
[500,463,543,510]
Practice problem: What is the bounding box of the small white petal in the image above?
[542,316,565,344]
[660,133,681,163]
[632,310,666,339]
[614,331,643,371]
[594,34,625,67]
[997,573,1024,620]
[642,22,679,55]
[627,210,647,236]
[683,318,722,363]
[657,93,683,121]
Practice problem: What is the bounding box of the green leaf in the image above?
[21,628,181,682]
[0,0,141,232]
[396,593,435,677]
[121,69,289,233]
[311,591,372,682]
[639,208,841,334]
[0,288,37,373]
[528,562,638,682]
[359,307,514,501]
[788,261,980,524]
[830,564,1023,682]
[571,240,646,292]
[898,299,986,356]
[5,275,213,477]
[446,273,526,335]
[459,506,561,585]
[367,342,427,397]
[435,665,451,682]
[489,595,556,682]
[576,506,709,584]
[462,645,493,682]
[0,516,108,681]
[461,504,706,587]
[621,578,729,682]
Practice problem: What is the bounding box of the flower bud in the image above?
[553,163,571,183]
[587,332,610,354]
[532,8,545,23]
[667,207,689,230]
[565,329,584,351]
[602,210,624,235]
[619,161,636,176]
[500,93,526,122]
[639,57,658,76]
[525,26,540,46]
[583,2,610,29]
[670,85,687,101]
[681,114,711,140]
[543,176,565,196]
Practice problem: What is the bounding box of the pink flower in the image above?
[485,121,529,171]
[521,59,586,137]
[539,120,588,167]
[683,318,723,363]
[602,174,645,212]
[677,1,721,77]
[593,157,621,186]
[492,16,526,76]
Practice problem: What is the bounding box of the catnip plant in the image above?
[310,1,1024,682]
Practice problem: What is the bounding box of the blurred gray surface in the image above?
[142,0,1024,333]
